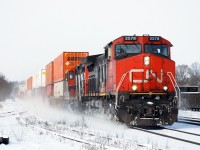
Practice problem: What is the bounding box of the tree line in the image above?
[176,62,200,87]
[0,73,14,100]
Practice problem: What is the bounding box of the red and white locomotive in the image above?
[65,35,178,126]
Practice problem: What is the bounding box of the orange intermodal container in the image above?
[27,76,32,91]
[45,61,54,86]
[54,52,89,82]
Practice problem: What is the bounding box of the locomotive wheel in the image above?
[103,104,117,121]
[168,108,178,124]
[116,108,132,125]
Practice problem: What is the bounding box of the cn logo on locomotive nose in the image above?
[129,69,163,83]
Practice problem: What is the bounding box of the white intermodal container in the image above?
[18,84,26,96]
[54,80,65,98]
[32,69,46,89]
[32,74,37,89]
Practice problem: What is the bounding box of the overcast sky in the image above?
[0,0,200,81]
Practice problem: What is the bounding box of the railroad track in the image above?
[1,100,151,150]
[178,116,200,126]
[163,127,200,137]
[131,126,200,146]
[0,111,16,117]
[16,114,116,149]
[16,112,147,150]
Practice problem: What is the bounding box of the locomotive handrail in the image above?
[166,72,181,100]
[115,71,129,109]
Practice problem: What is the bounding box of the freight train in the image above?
[25,35,179,126]
[179,86,200,111]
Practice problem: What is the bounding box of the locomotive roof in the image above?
[81,54,102,65]
[105,35,173,48]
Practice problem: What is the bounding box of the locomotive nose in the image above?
[143,54,166,92]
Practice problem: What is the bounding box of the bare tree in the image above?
[176,64,190,86]
[189,62,200,86]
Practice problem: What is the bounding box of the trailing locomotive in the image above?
[65,35,178,126]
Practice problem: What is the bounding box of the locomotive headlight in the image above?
[132,85,137,91]
[163,86,168,91]
[144,56,150,66]
[147,101,154,105]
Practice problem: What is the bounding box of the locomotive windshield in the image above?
[115,44,141,56]
[144,44,168,57]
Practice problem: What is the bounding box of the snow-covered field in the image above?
[1,98,200,150]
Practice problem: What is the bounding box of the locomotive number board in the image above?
[149,36,161,41]
[124,36,137,41]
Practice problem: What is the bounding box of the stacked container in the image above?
[26,76,32,96]
[54,52,89,98]
[45,61,54,97]
[32,69,46,96]
[18,84,26,97]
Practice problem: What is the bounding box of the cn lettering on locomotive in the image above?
[129,69,163,83]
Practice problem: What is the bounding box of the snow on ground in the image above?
[166,109,200,136]
[1,98,200,150]
[0,99,82,150]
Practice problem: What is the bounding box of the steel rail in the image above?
[131,126,200,146]
[177,119,200,126]
[162,127,200,137]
